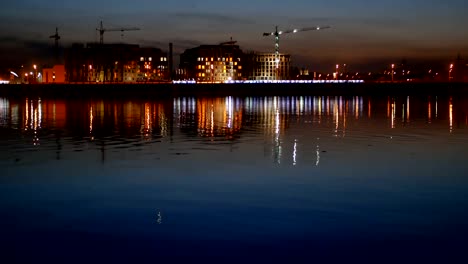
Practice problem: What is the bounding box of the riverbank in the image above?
[1,82,468,98]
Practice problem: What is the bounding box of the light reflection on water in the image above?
[1,94,468,262]
[1,95,467,165]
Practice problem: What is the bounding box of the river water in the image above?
[1,94,468,263]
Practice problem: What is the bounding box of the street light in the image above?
[335,64,339,80]
[449,64,453,82]
[33,65,37,83]
[391,64,395,82]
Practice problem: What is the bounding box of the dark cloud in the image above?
[0,35,57,69]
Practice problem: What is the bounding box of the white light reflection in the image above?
[25,98,29,130]
[30,100,33,129]
[391,100,396,129]
[334,97,339,136]
[0,98,9,127]
[226,96,233,129]
[293,139,297,166]
[299,96,304,115]
[32,100,41,146]
[316,138,320,166]
[274,98,281,164]
[159,104,167,137]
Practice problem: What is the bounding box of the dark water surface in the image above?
[1,94,468,263]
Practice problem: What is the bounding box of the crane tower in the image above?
[50,27,61,62]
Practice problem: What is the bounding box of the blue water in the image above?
[1,95,468,263]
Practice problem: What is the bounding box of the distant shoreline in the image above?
[1,82,468,98]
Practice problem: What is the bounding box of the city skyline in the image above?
[1,0,467,71]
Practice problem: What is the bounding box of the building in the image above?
[65,43,169,83]
[246,53,291,81]
[453,54,467,82]
[43,65,66,83]
[179,42,244,82]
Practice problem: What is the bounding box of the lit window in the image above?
[164,57,167,61]
[160,57,164,62]
[234,62,237,66]
[149,57,152,61]
[211,58,214,62]
[140,57,144,61]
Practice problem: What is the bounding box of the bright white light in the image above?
[317,27,320,30]
[293,29,298,33]
[293,139,297,166]
[10,71,18,77]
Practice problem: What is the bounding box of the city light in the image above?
[173,79,365,84]
[449,63,454,81]
[391,64,395,82]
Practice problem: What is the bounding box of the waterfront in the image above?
[1,92,468,263]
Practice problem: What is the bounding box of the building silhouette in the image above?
[65,43,169,83]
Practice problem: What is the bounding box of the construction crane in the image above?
[50,27,60,49]
[263,25,330,72]
[50,27,61,62]
[96,21,140,44]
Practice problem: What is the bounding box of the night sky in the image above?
[1,0,467,71]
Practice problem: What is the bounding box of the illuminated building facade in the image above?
[179,43,244,82]
[65,43,169,83]
[247,53,291,81]
[43,65,66,83]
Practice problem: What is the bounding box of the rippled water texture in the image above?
[1,94,468,263]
